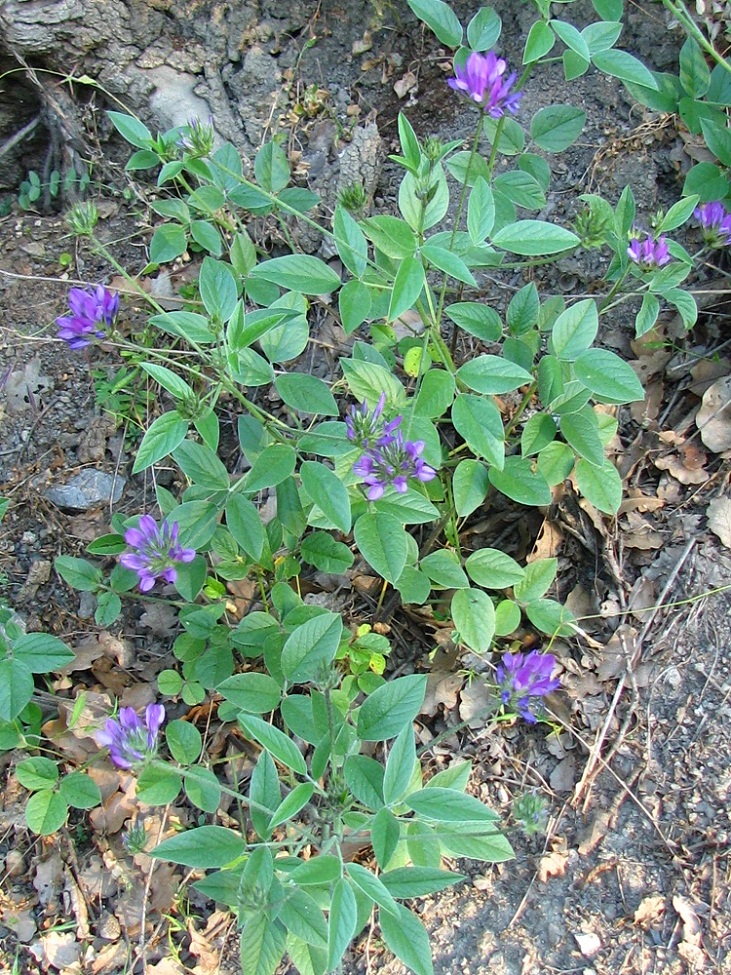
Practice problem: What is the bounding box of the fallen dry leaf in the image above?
[654,447,710,485]
[696,376,731,453]
[458,680,495,728]
[707,496,731,548]
[634,894,667,929]
[538,850,568,882]
[575,932,601,958]
[549,754,577,793]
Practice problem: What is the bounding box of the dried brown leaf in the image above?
[707,496,731,548]
[634,894,667,929]
[537,850,568,883]
[696,376,731,453]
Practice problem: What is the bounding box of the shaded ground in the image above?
[1,1,731,974]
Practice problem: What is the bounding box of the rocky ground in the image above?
[1,1,730,973]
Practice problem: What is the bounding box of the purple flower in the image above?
[694,201,731,247]
[120,514,196,592]
[96,703,166,769]
[448,51,522,118]
[345,394,401,450]
[352,429,437,501]
[626,231,671,270]
[496,650,560,724]
[56,285,119,349]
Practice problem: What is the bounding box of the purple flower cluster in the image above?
[626,231,671,270]
[448,51,522,118]
[496,650,560,724]
[56,285,119,349]
[346,394,437,501]
[120,514,195,592]
[97,703,165,769]
[694,201,731,247]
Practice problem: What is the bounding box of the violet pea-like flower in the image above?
[96,703,166,769]
[345,393,401,450]
[694,201,731,247]
[120,514,196,592]
[352,430,437,501]
[56,284,119,349]
[626,232,671,270]
[448,50,522,118]
[496,650,560,724]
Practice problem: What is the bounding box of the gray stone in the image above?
[44,469,125,511]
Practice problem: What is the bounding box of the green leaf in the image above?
[250,750,280,840]
[665,288,698,330]
[0,657,34,721]
[240,914,287,975]
[494,170,546,210]
[679,37,711,98]
[226,494,265,560]
[239,714,307,775]
[494,598,522,635]
[682,162,730,202]
[255,140,290,193]
[388,255,426,322]
[513,558,556,603]
[218,673,282,713]
[340,359,405,409]
[275,374,338,416]
[457,355,532,396]
[136,765,183,805]
[551,19,590,60]
[16,756,59,791]
[166,719,203,764]
[373,492,439,526]
[150,223,187,264]
[279,889,328,948]
[379,903,434,975]
[281,612,343,684]
[269,783,315,829]
[524,20,556,63]
[525,598,577,637]
[521,414,557,457]
[184,766,222,813]
[357,674,427,741]
[343,754,385,808]
[549,298,598,360]
[419,550,469,589]
[414,370,456,419]
[383,725,417,806]
[582,20,622,56]
[328,879,358,971]
[249,255,340,295]
[14,633,75,672]
[346,863,400,917]
[108,111,153,148]
[301,532,354,573]
[575,458,622,514]
[372,807,401,869]
[467,177,495,242]
[530,105,586,152]
[190,219,223,256]
[199,257,239,323]
[132,412,189,473]
[301,461,352,533]
[634,292,660,338]
[334,205,368,276]
[481,116,526,156]
[561,410,605,467]
[488,456,552,506]
[592,48,659,90]
[141,363,195,401]
[492,220,579,256]
[354,511,408,585]
[467,7,501,50]
[507,282,539,335]
[362,214,416,260]
[54,556,102,592]
[25,790,67,836]
[406,786,501,823]
[94,590,122,627]
[451,393,505,468]
[451,587,496,653]
[59,771,101,810]
[174,439,230,491]
[445,302,502,342]
[439,822,514,862]
[289,856,342,886]
[151,310,215,344]
[574,348,645,402]
[452,460,489,517]
[659,194,700,233]
[243,445,297,493]
[407,0,462,47]
[421,242,476,286]
[465,548,524,589]
[381,867,465,898]
[152,825,246,868]
[592,0,623,18]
